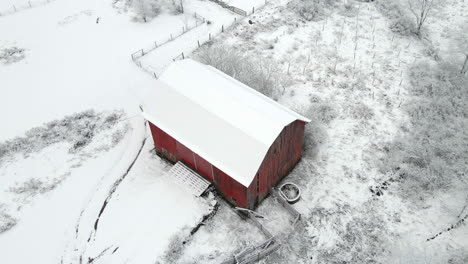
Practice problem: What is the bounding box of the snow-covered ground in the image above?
[0,0,236,263]
[185,0,468,263]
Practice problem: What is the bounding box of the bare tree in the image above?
[134,0,160,22]
[455,24,468,74]
[408,0,436,35]
[172,0,185,13]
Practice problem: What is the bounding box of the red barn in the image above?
[142,59,310,209]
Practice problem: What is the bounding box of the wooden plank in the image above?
[166,161,210,196]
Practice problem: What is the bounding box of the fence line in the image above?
[208,0,248,16]
[132,0,272,79]
[0,0,55,16]
[129,12,206,79]
[131,12,206,61]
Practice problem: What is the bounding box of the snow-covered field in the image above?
[1,0,467,263]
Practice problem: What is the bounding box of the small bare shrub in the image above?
[0,47,26,64]
[291,0,339,21]
[9,178,62,196]
[350,102,374,120]
[376,1,416,36]
[0,205,17,234]
[408,0,437,36]
[133,0,161,22]
[0,110,126,166]
[305,96,339,125]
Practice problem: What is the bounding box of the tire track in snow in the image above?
[89,135,148,239]
[61,119,146,263]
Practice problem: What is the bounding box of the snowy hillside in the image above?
[1,0,467,263]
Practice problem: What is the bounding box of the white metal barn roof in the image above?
[142,59,310,187]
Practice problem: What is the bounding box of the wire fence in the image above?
[0,0,55,16]
[208,0,247,16]
[131,0,271,79]
[130,12,206,79]
[131,12,206,61]
[170,0,273,62]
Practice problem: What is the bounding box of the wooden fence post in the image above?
[153,72,157,79]
[209,33,211,40]
[182,52,185,59]
[155,41,158,48]
[252,7,255,14]
[170,34,173,40]
[198,40,200,47]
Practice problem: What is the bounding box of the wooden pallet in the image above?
[166,161,211,197]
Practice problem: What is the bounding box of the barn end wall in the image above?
[148,122,249,208]
[247,120,306,209]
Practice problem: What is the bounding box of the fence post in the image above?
[13,5,17,12]
[198,40,200,47]
[252,7,255,14]
[155,41,158,48]
[153,72,157,79]
[29,1,32,8]
[170,34,173,40]
[209,33,211,40]
[222,25,224,33]
[182,52,185,59]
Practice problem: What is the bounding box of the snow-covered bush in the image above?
[349,102,374,120]
[0,110,126,166]
[130,0,185,21]
[305,95,339,125]
[376,0,416,36]
[195,44,290,98]
[314,201,389,263]
[379,61,468,202]
[9,178,63,196]
[0,205,17,234]
[0,47,25,64]
[291,0,338,22]
[454,23,468,74]
[339,2,358,17]
[133,0,161,22]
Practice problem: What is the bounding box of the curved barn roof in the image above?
[142,59,309,187]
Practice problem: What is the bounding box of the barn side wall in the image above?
[148,122,248,208]
[247,120,306,209]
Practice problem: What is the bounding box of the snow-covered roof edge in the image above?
[203,63,311,124]
[142,111,261,187]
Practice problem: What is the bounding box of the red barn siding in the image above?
[247,120,306,208]
[148,122,248,207]
[193,153,214,182]
[148,120,306,210]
